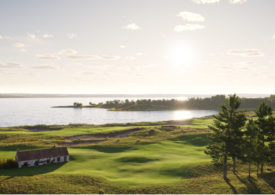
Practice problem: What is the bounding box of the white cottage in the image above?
[15,146,69,168]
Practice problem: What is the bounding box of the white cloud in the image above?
[124,56,136,60]
[67,33,77,39]
[43,34,54,39]
[100,55,120,60]
[120,45,126,49]
[174,24,205,32]
[14,42,25,48]
[59,49,78,55]
[229,0,247,4]
[273,34,275,40]
[27,33,37,40]
[0,35,11,40]
[67,54,120,60]
[123,23,141,31]
[177,11,205,22]
[67,55,100,60]
[32,65,55,69]
[136,52,143,56]
[37,54,60,60]
[227,49,263,57]
[0,63,22,68]
[192,0,220,4]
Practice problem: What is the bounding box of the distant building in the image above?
[15,146,69,168]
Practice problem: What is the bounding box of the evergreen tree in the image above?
[243,119,258,178]
[205,94,246,179]
[255,102,274,175]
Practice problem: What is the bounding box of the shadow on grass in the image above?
[262,172,275,189]
[170,134,211,147]
[234,173,261,193]
[116,156,159,163]
[73,145,133,153]
[225,178,238,194]
[159,164,221,179]
[0,145,44,152]
[0,162,65,177]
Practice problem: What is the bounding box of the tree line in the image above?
[205,94,274,179]
[89,95,275,111]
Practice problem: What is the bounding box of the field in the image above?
[0,116,274,194]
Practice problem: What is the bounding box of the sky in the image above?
[0,0,274,94]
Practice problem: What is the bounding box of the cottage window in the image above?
[57,157,60,162]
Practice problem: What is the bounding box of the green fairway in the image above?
[0,117,274,193]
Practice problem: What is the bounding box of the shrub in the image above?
[0,159,18,169]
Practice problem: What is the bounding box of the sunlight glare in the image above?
[168,44,196,68]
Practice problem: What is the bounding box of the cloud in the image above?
[0,63,22,68]
[124,56,136,60]
[13,42,25,48]
[0,35,12,40]
[177,11,205,22]
[120,45,126,49]
[67,55,101,60]
[43,34,54,39]
[67,55,120,60]
[36,54,60,60]
[273,34,275,40]
[59,49,78,55]
[174,24,205,32]
[27,33,37,40]
[100,55,120,60]
[229,0,247,4]
[67,33,77,39]
[227,49,263,57]
[192,0,220,4]
[31,65,55,69]
[123,23,141,30]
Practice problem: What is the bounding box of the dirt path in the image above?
[64,128,142,145]
[64,128,142,141]
[66,140,105,146]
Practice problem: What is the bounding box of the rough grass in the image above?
[0,116,274,194]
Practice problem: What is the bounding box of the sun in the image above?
[167,44,196,68]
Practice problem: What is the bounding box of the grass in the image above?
[0,116,274,193]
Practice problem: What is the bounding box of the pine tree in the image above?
[255,102,274,175]
[205,94,246,179]
[243,119,258,178]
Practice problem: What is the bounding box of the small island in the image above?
[53,95,275,111]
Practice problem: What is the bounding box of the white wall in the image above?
[17,155,69,168]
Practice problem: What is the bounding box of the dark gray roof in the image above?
[16,147,69,161]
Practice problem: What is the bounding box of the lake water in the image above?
[0,96,218,127]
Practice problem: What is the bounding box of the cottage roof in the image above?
[16,147,69,161]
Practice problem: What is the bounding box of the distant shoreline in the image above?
[52,95,275,111]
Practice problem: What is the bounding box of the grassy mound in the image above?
[0,117,274,193]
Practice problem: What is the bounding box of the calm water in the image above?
[0,96,218,127]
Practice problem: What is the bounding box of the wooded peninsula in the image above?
[54,95,275,111]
